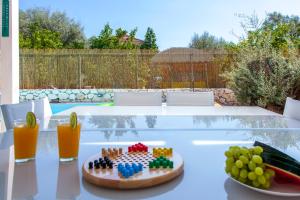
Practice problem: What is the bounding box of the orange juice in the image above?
[57,124,81,161]
[14,125,39,162]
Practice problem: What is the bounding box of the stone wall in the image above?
[19,88,238,105]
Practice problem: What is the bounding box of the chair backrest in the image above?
[34,97,53,119]
[0,101,34,130]
[114,91,162,106]
[283,97,300,121]
[166,91,214,106]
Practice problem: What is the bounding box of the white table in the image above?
[56,106,279,116]
[1,129,300,199]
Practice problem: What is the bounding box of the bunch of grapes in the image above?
[225,146,275,189]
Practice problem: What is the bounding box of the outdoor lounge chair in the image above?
[166,91,214,106]
[33,97,52,119]
[283,97,300,121]
[114,91,162,106]
[0,101,34,130]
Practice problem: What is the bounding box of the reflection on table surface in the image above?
[56,161,80,199]
[13,161,38,199]
[39,115,300,131]
[0,130,300,199]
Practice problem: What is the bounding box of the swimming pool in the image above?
[50,102,113,114]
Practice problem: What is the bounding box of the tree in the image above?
[89,23,140,49]
[189,31,229,49]
[141,27,158,50]
[19,8,85,48]
[89,23,115,49]
[238,12,300,50]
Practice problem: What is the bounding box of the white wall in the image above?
[0,0,19,104]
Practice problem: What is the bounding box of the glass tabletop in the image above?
[1,129,300,200]
[39,115,300,131]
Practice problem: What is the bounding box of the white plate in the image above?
[228,175,300,197]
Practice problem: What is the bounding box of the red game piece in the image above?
[128,143,148,153]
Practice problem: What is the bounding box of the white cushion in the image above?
[283,97,300,121]
[166,91,214,106]
[34,97,52,119]
[114,92,162,106]
[0,101,34,130]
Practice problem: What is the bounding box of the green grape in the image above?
[239,155,249,164]
[248,172,257,180]
[262,181,271,189]
[233,149,241,158]
[226,157,235,165]
[235,160,244,168]
[225,145,274,189]
[255,167,263,176]
[248,161,256,171]
[264,172,271,179]
[252,155,263,164]
[225,150,234,157]
[258,175,266,184]
[231,166,240,177]
[227,162,234,169]
[225,163,234,173]
[240,148,249,156]
[252,180,260,188]
[253,146,263,155]
[257,163,266,170]
[239,169,248,179]
[238,177,247,183]
[231,146,239,149]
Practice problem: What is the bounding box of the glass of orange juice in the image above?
[13,114,39,163]
[57,113,81,162]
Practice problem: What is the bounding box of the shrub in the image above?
[223,42,300,108]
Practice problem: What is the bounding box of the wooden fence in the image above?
[19,49,226,89]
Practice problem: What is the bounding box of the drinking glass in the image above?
[13,120,39,163]
[57,121,81,162]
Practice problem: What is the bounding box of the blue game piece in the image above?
[133,165,139,173]
[118,164,124,171]
[132,163,137,168]
[128,168,134,176]
[123,170,129,178]
[125,163,130,169]
[138,163,143,171]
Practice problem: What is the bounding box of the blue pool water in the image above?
[50,102,113,114]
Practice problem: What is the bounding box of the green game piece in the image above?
[165,159,170,165]
[155,161,160,168]
[159,159,164,166]
[163,161,168,168]
[149,161,154,168]
[169,161,174,168]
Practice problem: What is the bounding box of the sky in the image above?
[20,0,300,50]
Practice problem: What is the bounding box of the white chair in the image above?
[33,97,53,130]
[166,91,214,106]
[114,91,162,106]
[283,97,300,121]
[0,101,34,130]
[33,97,52,119]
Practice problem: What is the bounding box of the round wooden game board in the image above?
[82,149,184,189]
